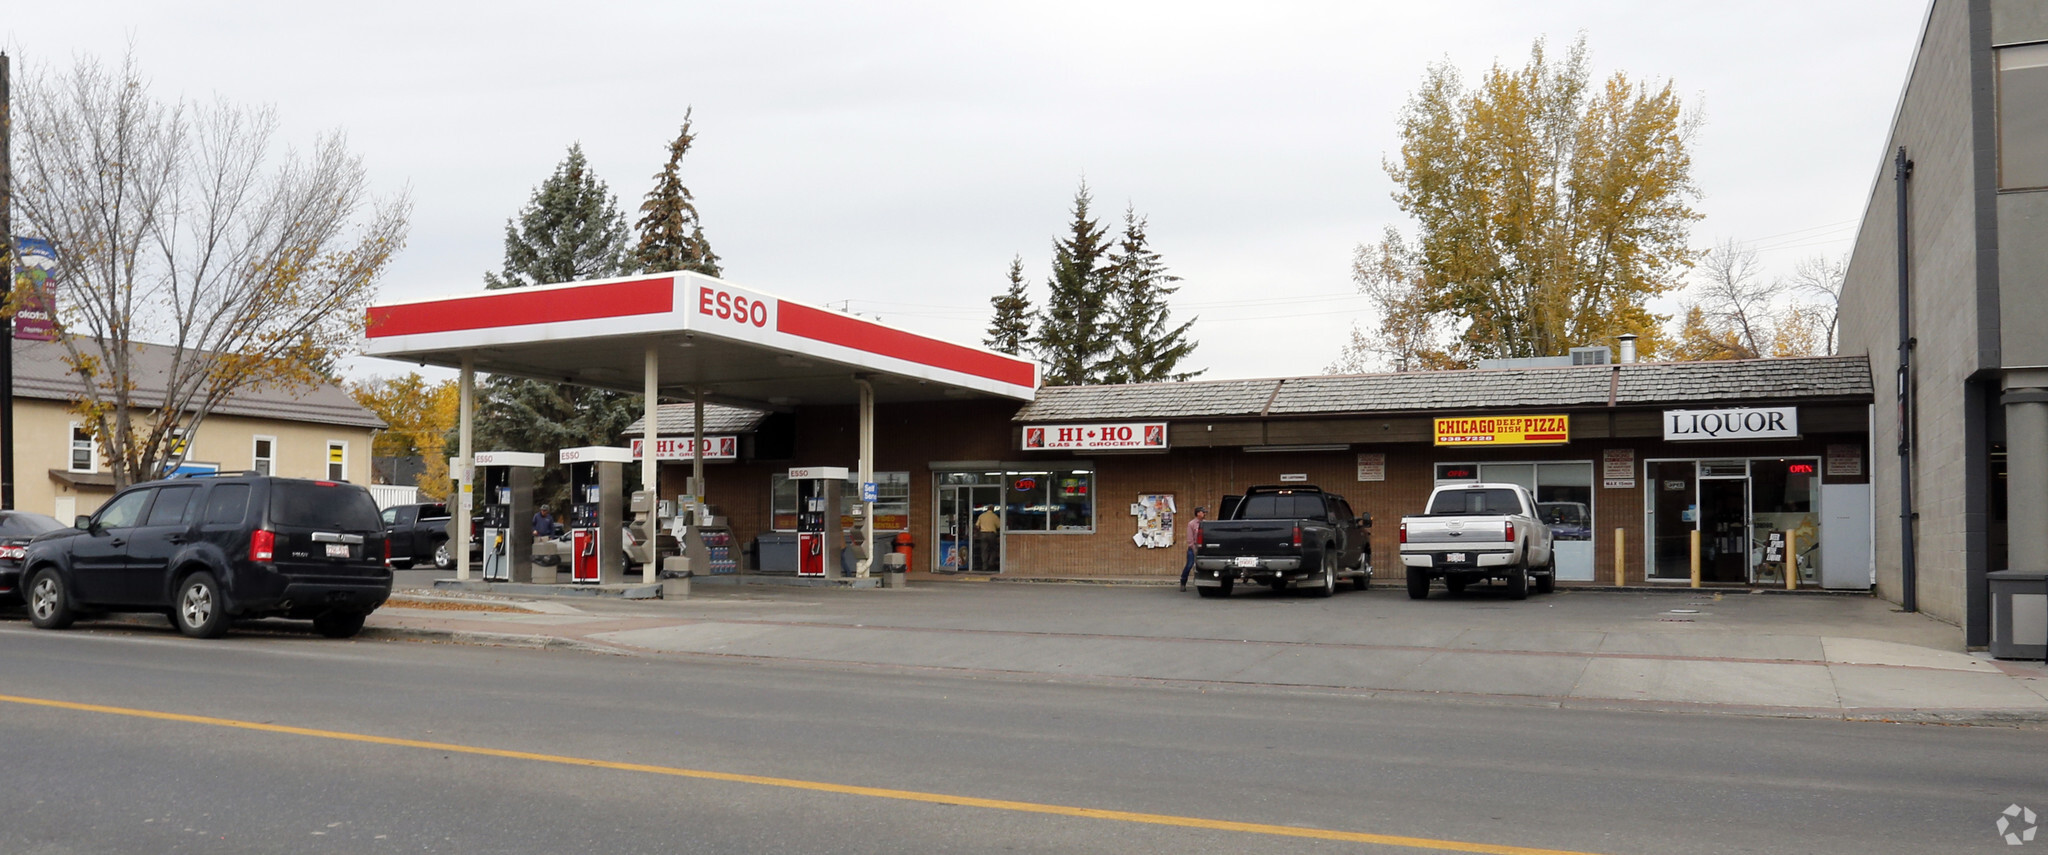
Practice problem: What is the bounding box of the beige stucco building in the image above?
[10,338,383,521]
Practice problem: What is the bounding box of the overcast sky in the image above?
[14,1,1929,383]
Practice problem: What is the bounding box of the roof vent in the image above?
[1569,346,1612,366]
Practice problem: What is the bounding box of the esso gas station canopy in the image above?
[363,271,1038,406]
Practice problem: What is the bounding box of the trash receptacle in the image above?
[1988,569,2047,660]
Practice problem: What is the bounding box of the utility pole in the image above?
[2,52,16,512]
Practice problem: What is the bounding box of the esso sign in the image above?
[698,287,772,329]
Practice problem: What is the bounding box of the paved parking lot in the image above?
[369,574,2048,723]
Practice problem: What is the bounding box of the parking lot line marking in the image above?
[0,691,1606,855]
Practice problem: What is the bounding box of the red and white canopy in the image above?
[363,271,1038,404]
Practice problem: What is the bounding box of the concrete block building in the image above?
[1838,0,2048,645]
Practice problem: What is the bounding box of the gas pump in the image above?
[474,451,543,582]
[790,466,847,578]
[561,446,632,584]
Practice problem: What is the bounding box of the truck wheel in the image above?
[433,540,454,571]
[1353,562,1372,591]
[1312,550,1336,598]
[1535,558,1557,594]
[1406,570,1429,600]
[1507,565,1529,601]
[1198,579,1232,599]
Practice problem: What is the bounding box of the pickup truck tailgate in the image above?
[1403,517,1508,544]
[1198,521,1296,555]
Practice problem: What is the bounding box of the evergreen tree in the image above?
[1031,182,1115,386]
[985,255,1034,355]
[634,109,722,277]
[473,145,642,510]
[1103,207,1201,383]
[484,144,632,289]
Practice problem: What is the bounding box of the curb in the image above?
[360,624,622,655]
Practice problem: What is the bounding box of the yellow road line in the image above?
[0,692,1608,855]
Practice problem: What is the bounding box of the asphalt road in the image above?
[1,618,2043,854]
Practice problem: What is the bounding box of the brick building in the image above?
[640,356,1874,588]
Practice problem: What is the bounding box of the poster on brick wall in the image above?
[1132,494,1176,548]
[1356,453,1385,482]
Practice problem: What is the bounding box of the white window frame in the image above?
[252,435,277,476]
[68,423,97,473]
[327,440,348,481]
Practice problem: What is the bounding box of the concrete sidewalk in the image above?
[363,578,2048,724]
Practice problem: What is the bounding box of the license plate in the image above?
[1444,553,1466,564]
[1233,556,1258,568]
[325,543,350,558]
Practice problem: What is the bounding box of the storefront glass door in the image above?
[1644,458,1823,584]
[936,482,1003,572]
[1646,461,1698,580]
[1697,462,1751,583]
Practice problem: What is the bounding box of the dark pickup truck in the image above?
[1191,485,1372,598]
[381,502,454,570]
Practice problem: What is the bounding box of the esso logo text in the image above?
[698,287,772,328]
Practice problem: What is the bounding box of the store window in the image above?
[1004,468,1093,532]
[1999,42,2048,189]
[770,472,910,532]
[69,424,96,472]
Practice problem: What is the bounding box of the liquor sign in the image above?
[1023,422,1168,451]
[1433,415,1570,446]
[1663,407,1799,441]
[11,237,59,341]
[630,436,738,461]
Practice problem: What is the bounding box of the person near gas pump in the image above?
[1179,506,1206,591]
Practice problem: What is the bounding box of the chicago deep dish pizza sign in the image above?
[1433,415,1570,446]
[1023,422,1168,451]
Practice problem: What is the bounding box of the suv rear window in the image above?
[270,482,382,530]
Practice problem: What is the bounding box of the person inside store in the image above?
[975,505,1001,571]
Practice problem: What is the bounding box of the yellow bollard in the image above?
[1614,527,1626,586]
[1785,530,1799,590]
[1689,529,1702,588]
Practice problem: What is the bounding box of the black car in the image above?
[20,473,393,638]
[0,510,69,605]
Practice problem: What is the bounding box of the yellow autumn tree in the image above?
[1337,36,1700,370]
[349,374,460,500]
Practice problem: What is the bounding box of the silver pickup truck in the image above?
[1399,482,1555,600]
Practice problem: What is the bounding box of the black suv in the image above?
[20,473,392,639]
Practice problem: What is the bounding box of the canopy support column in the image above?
[455,355,474,582]
[856,376,874,577]
[643,345,660,584]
